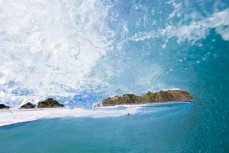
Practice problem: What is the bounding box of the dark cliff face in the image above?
[102,90,193,106]
[37,98,64,108]
[0,104,9,109]
[20,102,35,109]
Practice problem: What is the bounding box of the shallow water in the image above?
[0,103,194,153]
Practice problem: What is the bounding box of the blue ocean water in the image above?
[0,103,194,153]
[0,0,229,152]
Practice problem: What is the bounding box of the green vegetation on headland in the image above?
[102,90,193,106]
[0,90,193,109]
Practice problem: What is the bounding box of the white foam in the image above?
[0,102,191,127]
[0,0,113,106]
[0,105,142,127]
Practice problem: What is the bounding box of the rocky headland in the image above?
[102,90,193,106]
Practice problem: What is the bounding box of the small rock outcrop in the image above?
[102,90,193,106]
[37,98,64,108]
[20,102,35,109]
[0,104,9,109]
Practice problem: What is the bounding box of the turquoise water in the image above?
[0,0,229,152]
[0,103,194,153]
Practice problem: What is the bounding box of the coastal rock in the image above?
[37,98,64,108]
[20,102,35,109]
[102,90,193,106]
[102,94,142,105]
[142,90,193,102]
[0,104,9,109]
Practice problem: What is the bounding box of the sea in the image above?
[0,0,228,152]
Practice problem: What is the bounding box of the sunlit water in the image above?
[0,0,229,152]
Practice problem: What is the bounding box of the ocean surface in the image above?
[0,0,229,152]
[0,103,195,153]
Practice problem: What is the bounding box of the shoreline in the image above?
[0,107,67,112]
[0,105,139,127]
[102,101,191,106]
[0,102,190,127]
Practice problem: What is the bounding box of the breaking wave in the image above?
[0,0,229,152]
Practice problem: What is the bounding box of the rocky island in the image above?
[20,98,64,109]
[20,102,35,109]
[37,98,64,108]
[102,90,193,106]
